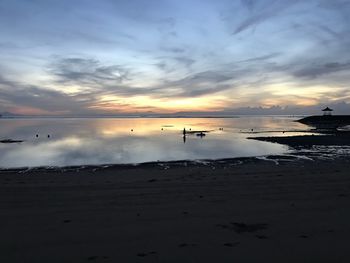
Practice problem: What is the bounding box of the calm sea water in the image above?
[0,116,309,168]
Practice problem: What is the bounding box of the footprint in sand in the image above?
[137,251,157,257]
[178,243,197,248]
[216,224,229,229]
[231,222,268,233]
[255,235,268,239]
[87,256,109,261]
[217,222,268,233]
[223,242,240,247]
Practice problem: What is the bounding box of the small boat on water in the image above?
[196,132,206,137]
[298,107,350,130]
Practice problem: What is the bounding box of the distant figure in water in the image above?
[36,134,39,138]
[131,129,133,132]
[47,134,50,138]
[161,128,163,130]
[183,128,187,143]
[197,132,206,138]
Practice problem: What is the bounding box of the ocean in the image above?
[0,116,312,168]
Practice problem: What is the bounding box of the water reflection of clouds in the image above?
[0,135,285,168]
[0,117,294,168]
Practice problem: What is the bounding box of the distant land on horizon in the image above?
[2,102,350,118]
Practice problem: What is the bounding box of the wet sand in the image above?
[249,131,350,147]
[1,157,350,262]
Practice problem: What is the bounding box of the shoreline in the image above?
[0,152,329,173]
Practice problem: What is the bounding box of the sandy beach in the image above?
[1,157,350,263]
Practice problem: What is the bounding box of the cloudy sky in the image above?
[1,0,350,115]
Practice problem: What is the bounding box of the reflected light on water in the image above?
[0,117,308,168]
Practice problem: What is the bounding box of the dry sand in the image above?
[1,157,350,263]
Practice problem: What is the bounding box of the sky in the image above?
[1,0,350,115]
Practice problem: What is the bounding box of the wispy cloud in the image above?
[233,0,298,34]
[293,61,350,79]
[163,70,240,97]
[237,52,281,63]
[241,0,257,11]
[0,75,94,114]
[49,58,130,85]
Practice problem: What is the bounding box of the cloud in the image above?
[0,84,90,114]
[49,58,130,85]
[241,0,256,11]
[0,42,22,50]
[161,47,186,53]
[237,52,281,63]
[316,24,343,40]
[155,55,195,73]
[174,56,195,67]
[293,61,350,79]
[163,70,238,97]
[233,0,299,34]
[46,57,168,99]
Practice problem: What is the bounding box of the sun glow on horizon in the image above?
[90,94,228,113]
